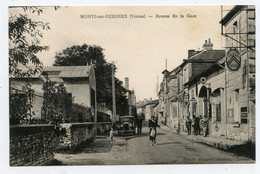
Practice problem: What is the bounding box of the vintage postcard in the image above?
[4,3,257,174]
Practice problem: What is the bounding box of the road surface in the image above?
[53,127,253,165]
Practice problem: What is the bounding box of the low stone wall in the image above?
[97,122,112,135]
[58,122,95,151]
[10,124,56,166]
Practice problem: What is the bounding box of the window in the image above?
[241,107,248,124]
[216,103,221,122]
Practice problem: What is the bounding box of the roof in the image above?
[168,50,225,75]
[144,100,159,107]
[219,5,246,25]
[44,66,92,78]
[183,61,225,87]
[137,99,159,108]
[188,50,225,61]
[10,66,93,79]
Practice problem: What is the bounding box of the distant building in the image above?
[158,39,225,131]
[144,99,159,121]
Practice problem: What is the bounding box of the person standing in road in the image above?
[185,116,192,135]
[203,115,209,137]
[137,113,144,135]
[194,115,201,135]
[149,115,157,146]
[199,115,203,135]
[110,127,114,143]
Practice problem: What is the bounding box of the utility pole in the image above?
[111,61,116,124]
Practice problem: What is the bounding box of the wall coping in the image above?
[97,122,112,124]
[10,124,55,128]
[10,124,55,136]
[60,122,94,126]
[60,122,95,129]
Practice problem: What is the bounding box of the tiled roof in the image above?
[188,50,225,61]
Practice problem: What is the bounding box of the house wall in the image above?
[10,79,44,120]
[188,68,225,137]
[64,79,91,107]
[145,105,152,121]
[223,6,255,142]
[169,102,178,130]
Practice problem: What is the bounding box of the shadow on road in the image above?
[224,142,255,160]
[156,141,182,146]
[73,137,113,154]
[134,132,166,137]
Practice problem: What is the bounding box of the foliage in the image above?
[97,111,111,122]
[41,78,72,125]
[9,8,50,78]
[71,103,94,123]
[9,7,50,125]
[53,44,129,115]
[9,83,35,125]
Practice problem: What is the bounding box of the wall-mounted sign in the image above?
[226,49,241,71]
[200,77,207,84]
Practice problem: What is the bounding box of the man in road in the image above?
[137,113,144,134]
[185,116,192,135]
[203,115,209,137]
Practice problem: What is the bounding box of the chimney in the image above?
[125,77,129,90]
[203,38,213,51]
[188,50,195,58]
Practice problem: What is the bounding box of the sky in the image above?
[9,6,228,101]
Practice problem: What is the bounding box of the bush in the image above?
[70,103,93,123]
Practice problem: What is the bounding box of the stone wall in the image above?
[58,122,95,151]
[10,124,56,166]
[97,122,112,135]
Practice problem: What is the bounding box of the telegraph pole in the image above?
[111,61,116,124]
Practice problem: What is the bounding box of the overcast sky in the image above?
[10,6,230,101]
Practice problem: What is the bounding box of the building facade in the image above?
[156,5,255,143]
[220,5,255,142]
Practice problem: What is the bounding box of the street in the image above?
[53,126,253,165]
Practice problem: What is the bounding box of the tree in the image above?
[9,7,50,78]
[53,44,129,115]
[42,77,72,125]
[9,7,50,125]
